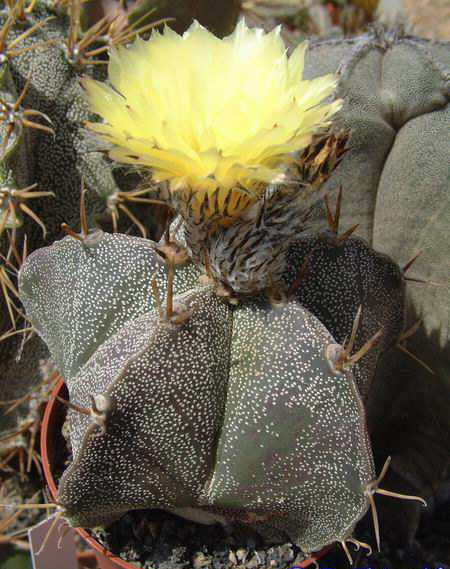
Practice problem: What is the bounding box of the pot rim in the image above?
[41,377,130,568]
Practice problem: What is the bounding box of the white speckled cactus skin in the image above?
[18,232,199,380]
[19,231,375,553]
[284,233,405,400]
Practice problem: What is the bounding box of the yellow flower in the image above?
[84,20,341,221]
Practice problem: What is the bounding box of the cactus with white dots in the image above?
[0,0,447,563]
[20,229,377,554]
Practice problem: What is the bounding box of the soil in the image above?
[86,491,450,569]
[91,510,310,569]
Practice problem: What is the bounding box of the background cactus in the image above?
[0,1,448,567]
[0,0,120,424]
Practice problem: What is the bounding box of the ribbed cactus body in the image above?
[284,233,405,399]
[207,297,374,553]
[19,232,375,552]
[8,7,449,560]
[59,285,232,528]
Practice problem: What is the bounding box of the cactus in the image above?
[20,229,378,555]
[18,200,428,562]
[0,2,446,566]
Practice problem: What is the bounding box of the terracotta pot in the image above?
[41,379,128,569]
[41,378,331,569]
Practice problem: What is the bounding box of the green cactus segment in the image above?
[18,232,199,380]
[283,234,405,399]
[378,43,449,126]
[304,32,449,356]
[304,31,449,244]
[338,39,449,130]
[58,287,232,528]
[373,106,450,355]
[207,298,374,553]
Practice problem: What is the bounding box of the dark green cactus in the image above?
[284,228,405,400]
